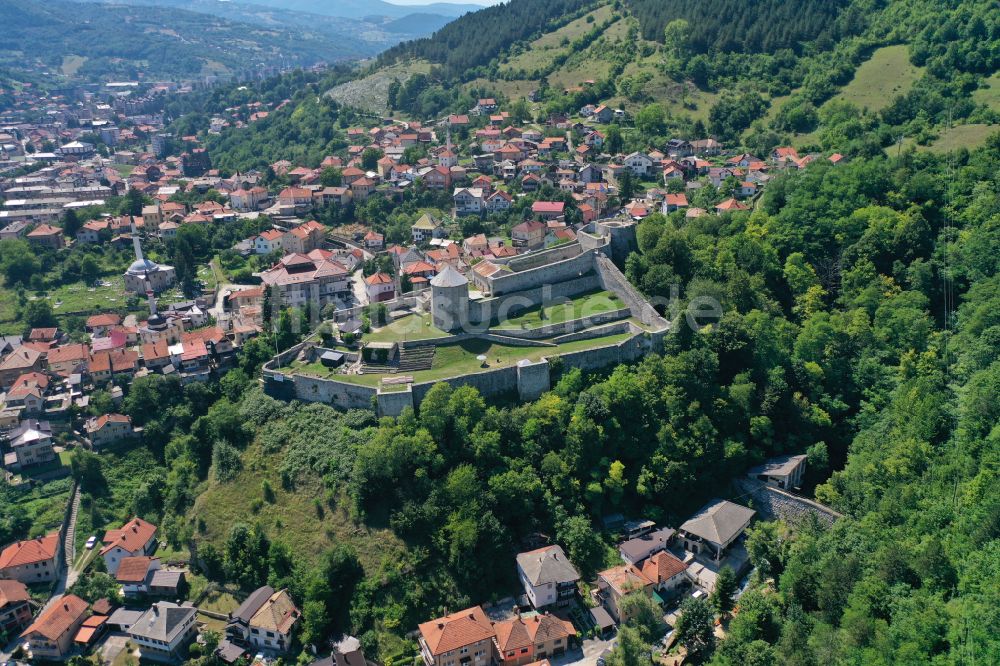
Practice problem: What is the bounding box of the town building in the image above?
[221,586,300,660]
[0,532,61,584]
[0,579,32,635]
[128,601,198,662]
[747,454,807,490]
[258,250,351,310]
[515,545,580,609]
[595,565,653,624]
[85,413,137,448]
[493,613,575,666]
[20,594,89,661]
[3,419,56,471]
[100,517,158,575]
[418,606,495,666]
[678,500,755,562]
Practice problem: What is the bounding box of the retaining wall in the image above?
[489,248,598,296]
[492,309,632,340]
[505,242,583,272]
[470,274,602,324]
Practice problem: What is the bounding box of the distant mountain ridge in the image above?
[232,0,482,20]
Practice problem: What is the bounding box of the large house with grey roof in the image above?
[515,545,580,609]
[128,601,198,662]
[678,499,755,562]
[219,585,300,662]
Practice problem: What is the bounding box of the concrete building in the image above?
[259,250,351,310]
[515,545,580,609]
[493,613,575,666]
[20,594,89,661]
[595,565,653,624]
[0,579,32,636]
[100,517,158,575]
[747,454,807,490]
[0,532,61,584]
[418,606,495,666]
[678,500,755,562]
[85,413,136,448]
[3,419,55,471]
[222,586,300,657]
[128,602,198,662]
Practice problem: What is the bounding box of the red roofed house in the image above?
[101,517,158,575]
[0,579,32,635]
[5,372,48,414]
[0,532,61,584]
[20,594,89,661]
[115,556,162,598]
[277,187,313,214]
[639,551,689,598]
[530,201,565,220]
[84,413,136,448]
[511,220,546,250]
[419,606,496,666]
[714,198,750,214]
[85,313,122,337]
[27,224,65,250]
[493,613,575,666]
[596,564,653,624]
[365,272,395,303]
[661,193,689,214]
[47,343,89,377]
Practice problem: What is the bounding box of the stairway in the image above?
[397,346,436,372]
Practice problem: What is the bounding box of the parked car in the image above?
[85,536,97,550]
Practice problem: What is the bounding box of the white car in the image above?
[85,536,97,550]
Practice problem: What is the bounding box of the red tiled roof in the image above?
[0,579,30,607]
[0,532,59,569]
[22,594,88,641]
[100,517,156,556]
[419,606,494,656]
[115,556,156,583]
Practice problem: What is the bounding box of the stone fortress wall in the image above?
[263,218,670,417]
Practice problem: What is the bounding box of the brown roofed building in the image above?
[493,613,575,666]
[0,578,32,635]
[0,532,61,584]
[21,594,89,661]
[100,517,157,575]
[27,224,65,249]
[419,606,495,666]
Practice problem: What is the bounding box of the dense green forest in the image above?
[19,133,993,663]
[624,0,856,53]
[375,0,593,79]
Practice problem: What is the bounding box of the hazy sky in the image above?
[385,0,503,5]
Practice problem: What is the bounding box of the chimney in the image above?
[437,623,444,630]
[63,603,69,611]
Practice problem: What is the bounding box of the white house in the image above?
[624,153,654,178]
[128,602,198,662]
[453,188,485,215]
[100,517,158,575]
[515,545,580,609]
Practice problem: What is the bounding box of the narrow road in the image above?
[0,486,81,663]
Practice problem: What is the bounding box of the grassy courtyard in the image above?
[495,289,625,330]
[365,313,447,344]
[314,331,635,387]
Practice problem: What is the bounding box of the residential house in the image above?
[412,214,444,244]
[418,606,495,666]
[363,231,384,250]
[618,528,676,566]
[27,224,65,250]
[596,565,653,624]
[591,105,613,123]
[690,138,723,156]
[4,372,48,415]
[87,349,139,385]
[678,500,755,561]
[254,229,285,255]
[623,153,654,178]
[100,517,158,575]
[485,190,513,213]
[85,314,122,337]
[530,201,564,220]
[0,579,32,635]
[223,586,300,657]
[747,454,807,490]
[0,532,61,584]
[0,347,45,389]
[365,272,395,303]
[85,413,136,448]
[493,613,575,666]
[77,220,109,243]
[115,556,162,598]
[350,177,377,201]
[515,545,580,609]
[473,98,498,115]
[128,601,198,663]
[20,594,89,661]
[639,551,689,599]
[666,139,693,158]
[661,193,688,214]
[284,220,326,254]
[3,419,56,472]
[259,251,351,310]
[714,198,749,214]
[277,187,313,214]
[454,188,485,216]
[47,343,89,377]
[511,220,546,250]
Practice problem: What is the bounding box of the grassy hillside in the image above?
[829,45,925,113]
